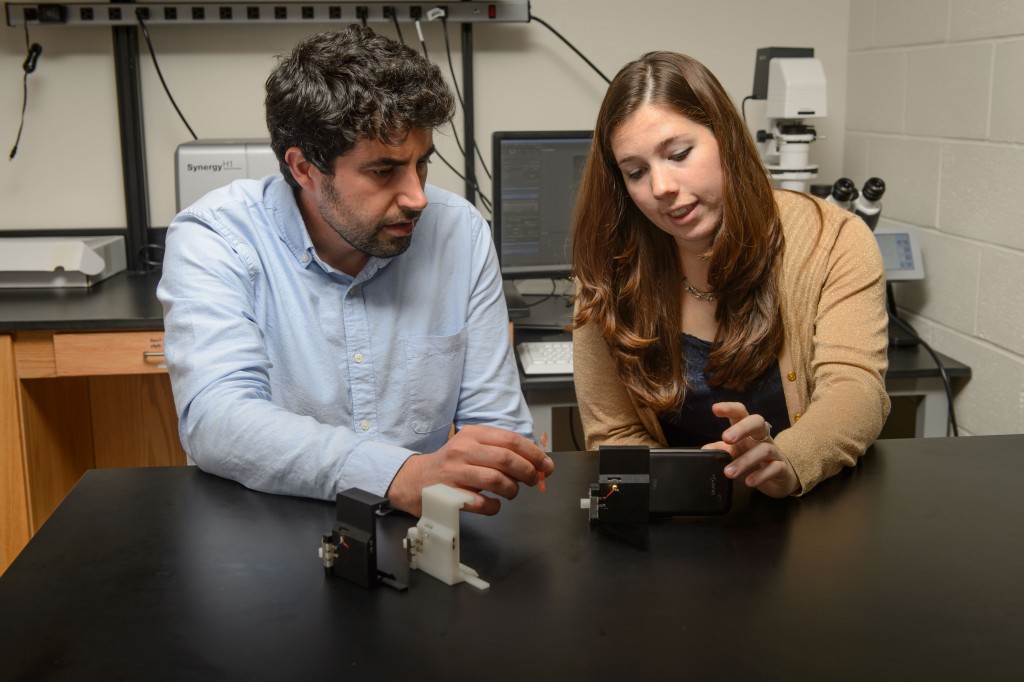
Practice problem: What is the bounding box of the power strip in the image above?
[5,1,530,27]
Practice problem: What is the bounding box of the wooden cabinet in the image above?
[1,330,185,574]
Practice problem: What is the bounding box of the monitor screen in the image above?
[491,131,592,279]
[874,225,925,281]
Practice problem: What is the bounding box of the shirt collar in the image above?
[266,177,316,267]
[266,176,397,283]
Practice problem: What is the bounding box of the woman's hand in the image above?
[704,402,798,498]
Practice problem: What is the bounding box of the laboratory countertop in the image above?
[0,274,974,387]
[513,294,971,386]
[0,270,164,332]
[0,272,530,332]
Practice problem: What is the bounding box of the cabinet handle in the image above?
[142,351,165,358]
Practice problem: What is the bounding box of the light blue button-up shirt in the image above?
[157,175,534,501]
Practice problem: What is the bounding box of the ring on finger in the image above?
[747,421,772,443]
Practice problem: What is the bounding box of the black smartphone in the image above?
[649,448,732,516]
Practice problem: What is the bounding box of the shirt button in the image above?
[354,352,364,363]
[300,253,310,263]
[787,371,797,381]
[360,420,370,431]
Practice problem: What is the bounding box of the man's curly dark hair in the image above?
[265,25,456,188]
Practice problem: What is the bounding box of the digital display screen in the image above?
[876,232,916,271]
[873,226,925,281]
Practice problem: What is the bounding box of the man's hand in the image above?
[386,425,554,516]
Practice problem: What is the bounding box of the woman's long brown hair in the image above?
[572,51,786,412]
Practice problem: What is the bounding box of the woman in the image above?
[572,52,890,497]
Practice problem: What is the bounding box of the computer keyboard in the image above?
[517,341,574,375]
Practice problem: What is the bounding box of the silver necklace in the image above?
[682,278,716,303]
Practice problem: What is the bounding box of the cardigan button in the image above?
[794,413,801,421]
[787,371,796,381]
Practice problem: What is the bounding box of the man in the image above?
[158,26,552,517]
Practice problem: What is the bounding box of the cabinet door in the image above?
[1,335,31,573]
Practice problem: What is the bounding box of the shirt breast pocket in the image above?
[403,328,467,434]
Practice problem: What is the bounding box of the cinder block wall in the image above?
[845,0,1024,436]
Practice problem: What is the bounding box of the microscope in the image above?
[751,47,828,193]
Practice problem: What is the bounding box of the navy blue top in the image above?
[658,334,790,447]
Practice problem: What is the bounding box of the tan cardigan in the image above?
[573,191,891,495]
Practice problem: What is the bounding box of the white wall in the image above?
[845,0,1024,435]
[0,0,850,230]
[13,2,1017,437]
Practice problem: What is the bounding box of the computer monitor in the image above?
[491,130,593,280]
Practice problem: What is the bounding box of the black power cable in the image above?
[432,147,492,213]
[136,10,198,140]
[417,18,468,164]
[529,14,611,85]
[9,25,42,160]
[741,95,754,124]
[439,16,492,183]
[569,405,585,451]
[390,11,405,44]
[888,306,960,437]
[414,12,493,213]
[525,278,559,306]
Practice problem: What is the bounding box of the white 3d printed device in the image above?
[403,484,489,591]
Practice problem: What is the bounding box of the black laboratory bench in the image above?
[1,435,1022,680]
